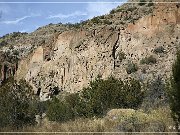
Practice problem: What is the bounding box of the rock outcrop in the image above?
[0,1,179,94]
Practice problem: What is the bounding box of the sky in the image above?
[0,0,127,37]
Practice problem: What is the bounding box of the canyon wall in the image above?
[14,3,180,94]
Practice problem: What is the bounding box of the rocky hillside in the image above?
[0,0,180,95]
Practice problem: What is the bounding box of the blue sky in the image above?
[0,0,127,36]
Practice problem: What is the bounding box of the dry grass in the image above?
[106,107,176,133]
[0,107,176,135]
[16,117,119,135]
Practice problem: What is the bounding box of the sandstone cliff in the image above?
[0,1,180,94]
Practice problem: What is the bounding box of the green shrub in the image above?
[117,51,126,62]
[103,20,112,25]
[46,77,143,121]
[46,98,73,122]
[99,15,105,19]
[139,0,146,6]
[116,8,124,12]
[120,22,125,25]
[117,109,168,132]
[65,93,81,117]
[0,78,36,129]
[122,107,174,132]
[127,7,137,12]
[80,20,88,26]
[140,55,156,65]
[13,50,19,56]
[142,77,168,111]
[110,8,124,14]
[126,62,138,74]
[76,77,143,118]
[167,50,180,131]
[0,40,7,46]
[110,9,115,14]
[91,17,102,24]
[154,46,165,54]
[72,23,81,29]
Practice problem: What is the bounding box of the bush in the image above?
[0,40,7,46]
[118,111,148,132]
[140,55,156,65]
[142,77,168,111]
[110,8,124,14]
[110,9,115,14]
[117,51,126,62]
[127,7,137,12]
[107,107,173,132]
[13,50,19,56]
[75,77,143,117]
[99,15,105,19]
[154,46,165,54]
[103,20,112,25]
[46,98,73,122]
[72,23,81,29]
[0,78,36,129]
[116,8,124,12]
[167,50,180,131]
[117,109,168,132]
[126,62,138,74]
[46,77,143,121]
[139,0,146,6]
[91,17,102,24]
[65,93,81,117]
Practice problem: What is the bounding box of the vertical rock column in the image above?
[1,64,6,82]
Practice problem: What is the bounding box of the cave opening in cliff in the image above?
[50,86,60,95]
[37,88,41,96]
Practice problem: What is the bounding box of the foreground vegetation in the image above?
[47,77,143,121]
[167,50,180,132]
[0,107,175,133]
[1,51,180,132]
[0,78,36,129]
[0,75,175,132]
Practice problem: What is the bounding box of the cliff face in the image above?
[1,2,180,94]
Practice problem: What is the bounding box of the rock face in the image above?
[0,62,17,83]
[1,2,180,94]
[0,50,18,83]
